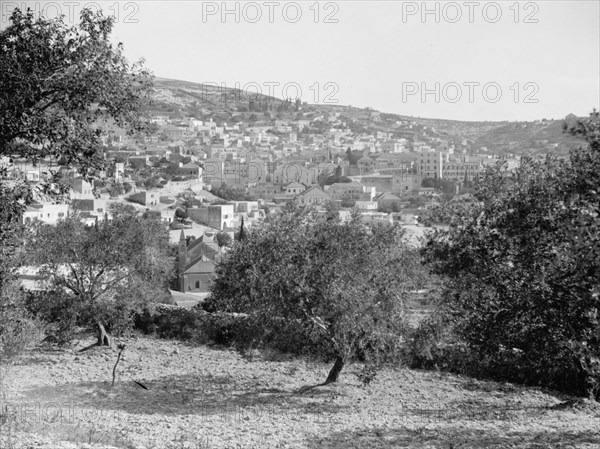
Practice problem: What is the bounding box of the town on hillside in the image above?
[2,87,582,304]
[2,4,599,448]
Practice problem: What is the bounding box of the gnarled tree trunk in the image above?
[324,356,346,385]
[97,323,111,347]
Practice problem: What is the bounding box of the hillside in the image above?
[2,336,600,449]
[148,77,585,156]
[151,77,304,123]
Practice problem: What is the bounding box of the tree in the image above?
[175,208,189,223]
[237,216,246,241]
[109,183,124,198]
[0,8,152,350]
[0,186,43,359]
[143,175,162,190]
[211,184,257,202]
[422,111,600,399]
[108,202,138,220]
[340,194,356,208]
[0,9,152,175]
[215,231,232,258]
[27,214,174,346]
[180,196,202,210]
[317,170,331,188]
[205,206,427,385]
[346,147,353,163]
[421,178,456,200]
[419,194,480,226]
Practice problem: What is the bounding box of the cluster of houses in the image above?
[3,109,524,305]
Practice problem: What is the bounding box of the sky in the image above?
[4,1,599,121]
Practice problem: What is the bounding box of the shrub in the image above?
[405,312,473,374]
[135,304,207,341]
[25,290,82,346]
[0,285,46,359]
[134,304,335,358]
[134,305,256,347]
[422,112,600,398]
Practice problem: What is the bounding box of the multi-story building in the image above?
[416,150,447,179]
[393,173,422,195]
[442,160,483,182]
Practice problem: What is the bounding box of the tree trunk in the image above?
[323,356,345,385]
[97,323,111,347]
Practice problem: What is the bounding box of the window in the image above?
[195,281,201,289]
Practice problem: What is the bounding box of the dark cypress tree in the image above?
[238,216,246,241]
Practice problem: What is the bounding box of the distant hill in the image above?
[150,77,302,123]
[148,77,586,155]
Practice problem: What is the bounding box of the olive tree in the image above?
[423,111,600,399]
[205,206,428,385]
[27,214,174,346]
[0,8,153,350]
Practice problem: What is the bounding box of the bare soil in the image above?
[1,336,599,448]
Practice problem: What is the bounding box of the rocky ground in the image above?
[1,336,599,449]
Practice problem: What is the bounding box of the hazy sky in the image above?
[5,1,599,121]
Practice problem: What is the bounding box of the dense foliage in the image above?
[0,8,152,174]
[26,214,174,345]
[0,9,152,355]
[419,194,481,226]
[422,111,600,399]
[204,205,428,383]
[210,183,257,201]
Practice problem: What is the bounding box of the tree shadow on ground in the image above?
[405,398,552,424]
[420,368,589,407]
[7,355,54,366]
[16,373,348,419]
[306,427,600,449]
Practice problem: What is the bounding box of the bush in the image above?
[0,285,46,359]
[422,112,600,398]
[405,312,473,374]
[25,290,82,346]
[135,304,207,341]
[134,305,258,348]
[134,305,339,359]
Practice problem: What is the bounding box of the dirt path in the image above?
[1,336,599,448]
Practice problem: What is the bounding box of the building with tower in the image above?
[176,229,221,294]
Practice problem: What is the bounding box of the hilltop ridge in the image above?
[148,77,584,156]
